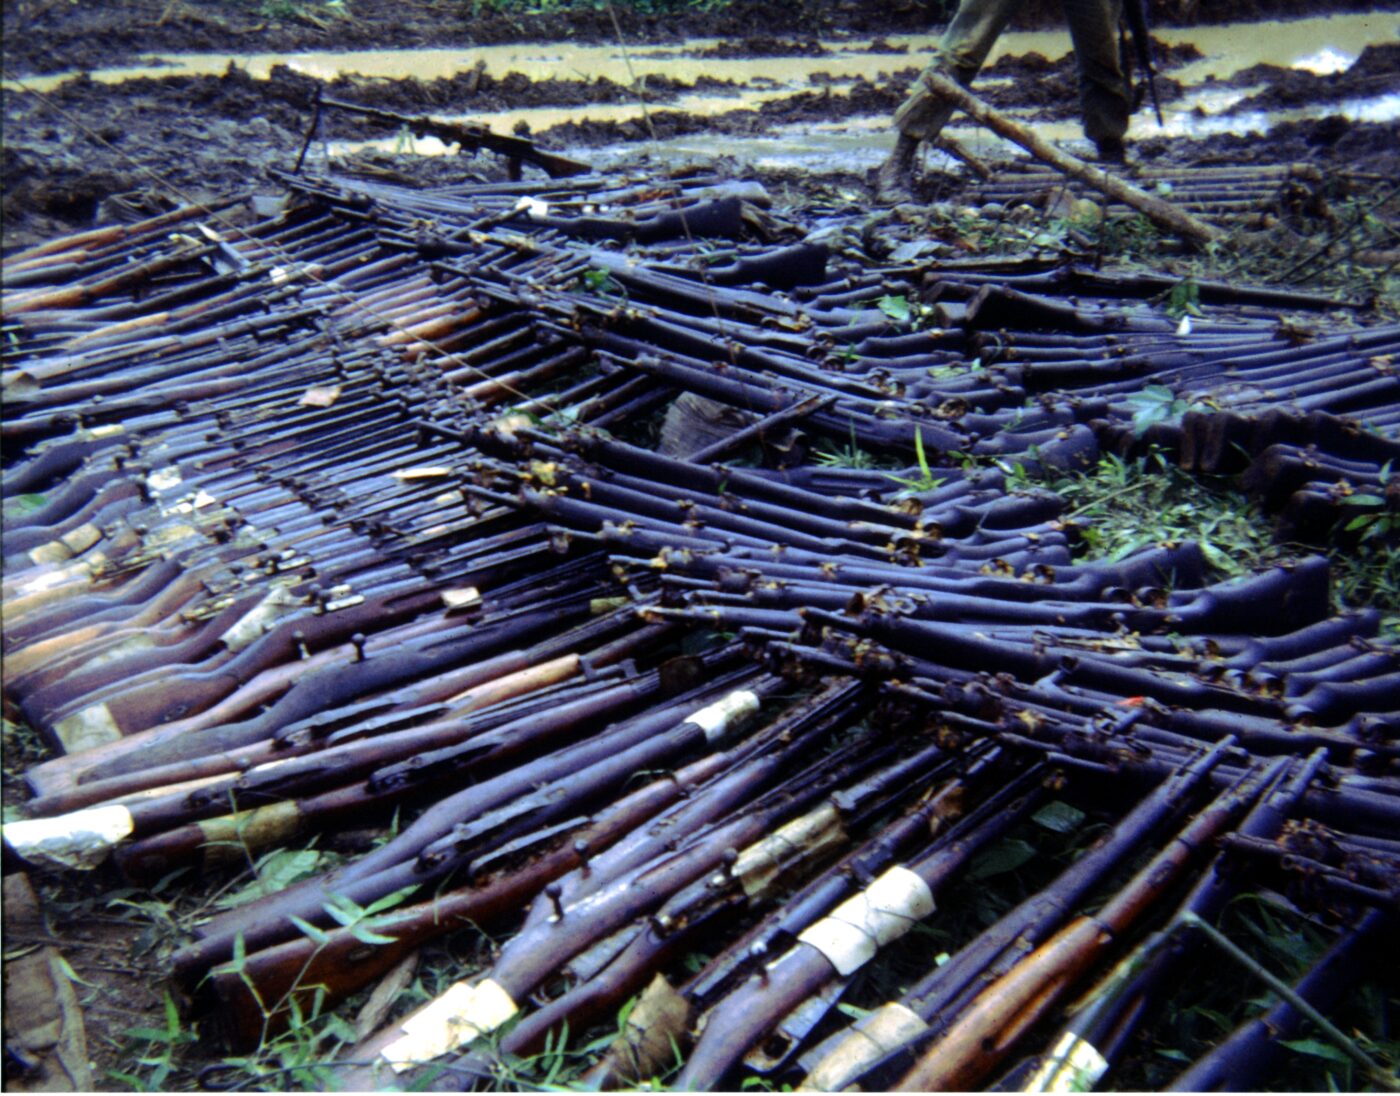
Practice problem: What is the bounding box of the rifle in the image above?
[1168,907,1395,1091]
[894,758,1277,1090]
[1005,749,1326,1091]
[674,761,1051,1090]
[201,745,739,1050]
[803,738,1238,1091]
[447,737,975,1086]
[316,96,591,180]
[334,687,873,1086]
[1123,0,1166,126]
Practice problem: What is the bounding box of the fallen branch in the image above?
[934,133,992,181]
[917,72,1222,246]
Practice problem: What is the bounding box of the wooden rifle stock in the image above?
[895,758,1278,1090]
[205,749,735,1051]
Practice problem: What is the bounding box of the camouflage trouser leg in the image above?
[892,0,1020,141]
[892,0,1131,144]
[1064,0,1130,141]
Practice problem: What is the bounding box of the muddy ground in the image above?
[3,0,1398,76]
[3,2,1400,250]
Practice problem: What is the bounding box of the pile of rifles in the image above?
[2,158,1398,1092]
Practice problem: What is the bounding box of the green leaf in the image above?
[363,885,418,917]
[617,994,638,1031]
[1280,1038,1352,1064]
[126,1026,176,1042]
[290,916,330,945]
[1032,800,1086,833]
[322,896,362,928]
[1340,493,1385,506]
[1156,1048,1192,1062]
[970,838,1037,879]
[877,294,912,323]
[9,493,49,516]
[348,923,398,946]
[322,1013,358,1044]
[215,848,324,909]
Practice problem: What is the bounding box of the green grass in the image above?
[1045,447,1400,634]
[1051,448,1281,579]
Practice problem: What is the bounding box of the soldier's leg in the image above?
[1063,0,1131,157]
[879,0,1020,196]
[893,0,1022,141]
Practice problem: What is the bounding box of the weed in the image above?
[1092,213,1163,261]
[1123,385,1206,436]
[814,421,884,470]
[241,0,348,24]
[1164,277,1204,320]
[883,426,945,494]
[1053,449,1279,577]
[469,0,734,14]
[876,293,912,325]
[1104,891,1400,1091]
[1339,460,1398,543]
[107,992,199,1090]
[580,266,625,298]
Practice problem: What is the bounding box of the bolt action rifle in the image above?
[317,96,591,180]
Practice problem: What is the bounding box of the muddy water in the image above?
[9,12,1398,173]
[12,12,1396,92]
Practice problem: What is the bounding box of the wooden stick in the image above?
[917,72,1223,245]
[933,133,992,181]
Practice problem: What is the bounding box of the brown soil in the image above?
[4,0,1397,77]
[4,5,1399,249]
[1225,39,1400,109]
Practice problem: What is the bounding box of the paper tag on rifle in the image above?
[146,466,183,494]
[52,701,124,754]
[380,978,518,1072]
[803,1002,928,1092]
[393,467,452,481]
[299,385,341,408]
[686,689,760,743]
[1022,1031,1109,1092]
[441,587,481,613]
[3,806,134,870]
[734,802,846,899]
[220,585,305,652]
[797,866,935,975]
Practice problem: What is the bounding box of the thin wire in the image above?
[5,76,575,412]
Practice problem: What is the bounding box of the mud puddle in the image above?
[5,9,1398,248]
[11,12,1397,95]
[12,11,1393,178]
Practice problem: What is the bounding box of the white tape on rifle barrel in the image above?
[797,866,935,976]
[801,1002,928,1092]
[686,689,761,743]
[380,978,518,1072]
[1022,1031,1110,1093]
[2,805,134,870]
